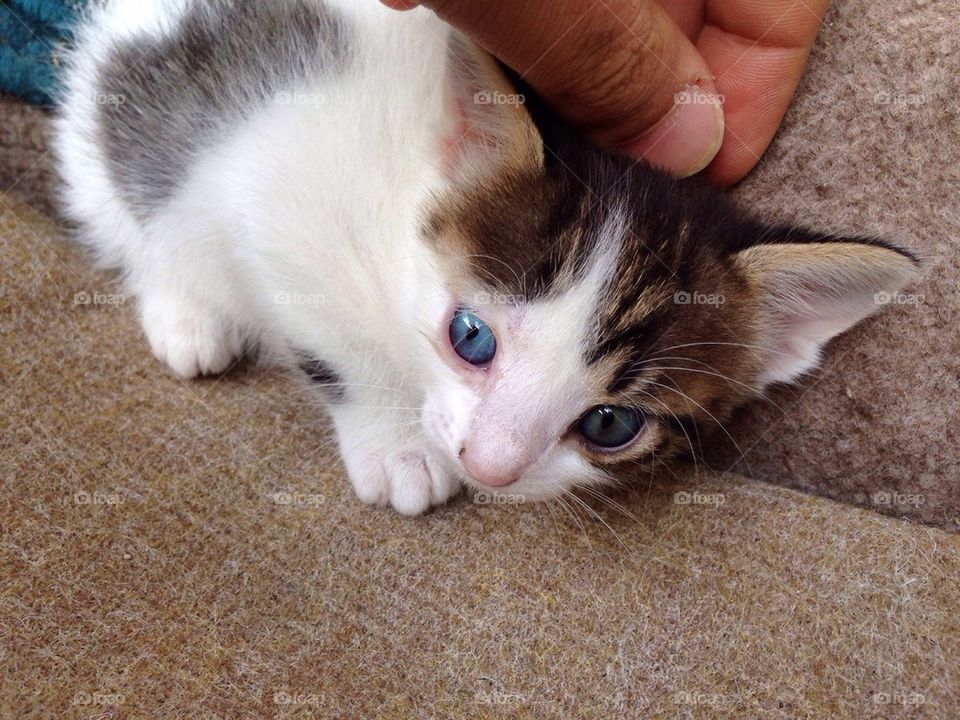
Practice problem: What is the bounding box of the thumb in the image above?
[382,0,724,178]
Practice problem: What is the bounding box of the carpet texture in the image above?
[1,197,959,719]
[0,95,54,217]
[0,0,957,530]
[717,0,960,531]
[1,0,959,715]
[0,0,86,105]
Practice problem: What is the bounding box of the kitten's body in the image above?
[58,0,448,380]
[59,1,467,511]
[57,0,917,514]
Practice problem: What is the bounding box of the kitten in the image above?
[55,0,918,515]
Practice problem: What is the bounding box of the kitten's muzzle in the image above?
[458,427,547,488]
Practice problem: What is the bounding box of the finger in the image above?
[407,0,726,178]
[379,0,421,9]
[649,0,704,39]
[697,0,830,185]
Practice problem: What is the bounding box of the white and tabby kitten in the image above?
[55,0,917,514]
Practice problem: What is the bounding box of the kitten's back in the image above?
[55,0,449,253]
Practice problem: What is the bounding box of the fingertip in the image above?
[379,0,420,10]
[622,84,726,178]
[701,152,752,188]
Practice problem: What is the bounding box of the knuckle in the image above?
[569,4,674,134]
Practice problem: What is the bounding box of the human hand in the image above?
[381,0,829,186]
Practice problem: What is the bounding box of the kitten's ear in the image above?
[440,32,544,179]
[731,235,919,386]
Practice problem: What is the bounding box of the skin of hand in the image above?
[380,0,830,186]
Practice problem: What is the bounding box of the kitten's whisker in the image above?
[552,493,577,529]
[456,253,528,300]
[340,421,426,455]
[453,258,510,294]
[578,484,640,524]
[645,379,753,479]
[540,500,567,541]
[282,390,421,411]
[639,364,787,416]
[646,434,658,498]
[647,372,707,477]
[649,341,788,358]
[635,388,701,482]
[318,405,422,412]
[555,494,590,543]
[619,357,778,411]
[568,492,633,553]
[566,491,631,552]
[290,379,408,395]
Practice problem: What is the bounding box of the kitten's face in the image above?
[414,42,917,500]
[417,159,769,501]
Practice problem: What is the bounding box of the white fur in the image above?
[57,1,912,514]
[54,0,629,514]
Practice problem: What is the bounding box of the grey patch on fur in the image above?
[299,357,345,401]
[96,0,349,219]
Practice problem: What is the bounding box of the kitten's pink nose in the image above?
[459,441,530,488]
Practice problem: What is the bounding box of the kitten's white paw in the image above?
[342,443,461,516]
[140,295,244,378]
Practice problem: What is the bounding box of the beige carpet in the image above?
[1,0,959,715]
[717,0,960,531]
[0,96,54,218]
[2,0,957,532]
[1,198,958,718]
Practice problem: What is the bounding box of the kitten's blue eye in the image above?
[449,309,497,365]
[578,406,644,450]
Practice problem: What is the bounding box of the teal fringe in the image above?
[0,0,88,105]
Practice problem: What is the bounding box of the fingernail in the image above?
[625,85,725,178]
[380,0,421,9]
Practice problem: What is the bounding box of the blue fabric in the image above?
[0,0,87,105]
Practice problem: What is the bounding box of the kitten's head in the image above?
[416,36,918,501]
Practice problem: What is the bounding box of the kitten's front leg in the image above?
[328,396,462,516]
[140,290,245,378]
[129,228,248,379]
